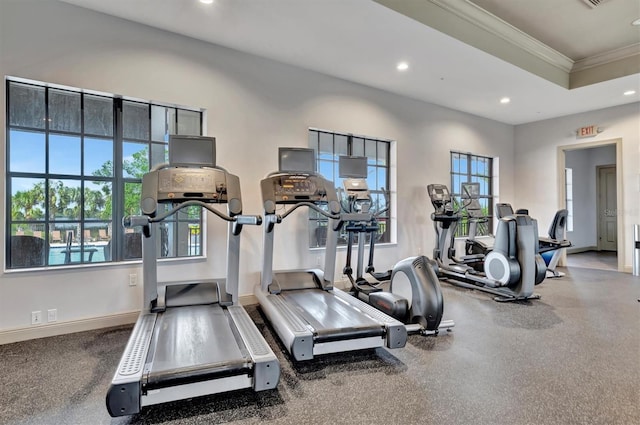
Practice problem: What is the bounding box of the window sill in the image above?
[3,255,206,274]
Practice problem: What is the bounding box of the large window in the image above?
[6,79,203,269]
[450,151,494,237]
[308,129,391,247]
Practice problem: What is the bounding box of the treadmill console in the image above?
[154,168,228,202]
[142,167,242,216]
[274,176,320,199]
[264,174,326,203]
[261,172,340,214]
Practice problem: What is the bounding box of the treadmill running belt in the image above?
[281,289,384,339]
[146,304,250,387]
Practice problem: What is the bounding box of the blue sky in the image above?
[10,129,121,193]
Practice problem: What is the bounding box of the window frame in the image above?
[450,151,494,238]
[308,128,392,248]
[565,167,574,232]
[5,78,204,269]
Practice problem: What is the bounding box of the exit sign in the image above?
[577,125,599,138]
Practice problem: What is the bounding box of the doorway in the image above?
[558,139,623,272]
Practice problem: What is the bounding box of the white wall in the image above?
[0,1,515,335]
[514,103,640,271]
[565,145,616,249]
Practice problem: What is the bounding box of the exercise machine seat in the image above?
[547,209,568,241]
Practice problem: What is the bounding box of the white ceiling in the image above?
[60,0,640,125]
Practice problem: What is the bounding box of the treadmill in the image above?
[106,136,279,417]
[254,147,407,362]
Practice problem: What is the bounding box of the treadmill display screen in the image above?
[278,147,316,173]
[169,135,216,168]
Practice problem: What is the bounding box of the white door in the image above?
[597,165,617,251]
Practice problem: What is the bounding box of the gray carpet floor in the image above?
[1,266,638,425]
[567,251,618,271]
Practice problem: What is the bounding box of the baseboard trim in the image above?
[0,291,327,345]
[0,296,263,345]
[239,294,258,306]
[0,311,140,345]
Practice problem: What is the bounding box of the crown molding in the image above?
[572,43,640,72]
[429,0,574,73]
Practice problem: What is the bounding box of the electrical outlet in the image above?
[31,311,42,325]
[47,309,57,323]
[316,256,322,266]
[129,273,137,286]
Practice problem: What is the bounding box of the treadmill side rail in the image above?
[254,287,314,361]
[226,305,280,390]
[106,313,157,417]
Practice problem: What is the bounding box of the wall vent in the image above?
[580,0,608,8]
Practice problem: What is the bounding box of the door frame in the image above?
[557,138,624,272]
[596,164,617,251]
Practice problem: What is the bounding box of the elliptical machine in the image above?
[496,203,572,278]
[339,156,454,335]
[427,183,546,302]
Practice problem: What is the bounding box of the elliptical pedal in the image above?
[355,282,383,295]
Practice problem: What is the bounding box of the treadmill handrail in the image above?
[124,201,262,227]
[278,202,340,221]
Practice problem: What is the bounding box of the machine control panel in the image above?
[143,167,228,203]
[427,184,457,220]
[276,177,317,196]
[153,168,228,203]
[261,172,341,216]
[343,178,370,201]
[427,184,451,204]
[157,169,227,202]
[141,166,242,217]
[268,175,325,203]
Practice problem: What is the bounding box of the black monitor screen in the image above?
[169,135,216,168]
[278,147,316,172]
[339,156,367,178]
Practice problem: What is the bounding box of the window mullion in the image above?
[79,93,86,258]
[113,98,124,261]
[44,86,52,265]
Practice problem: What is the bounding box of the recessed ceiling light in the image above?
[396,62,409,71]
[632,18,640,26]
[500,97,510,104]
[624,90,636,96]
[200,0,214,4]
